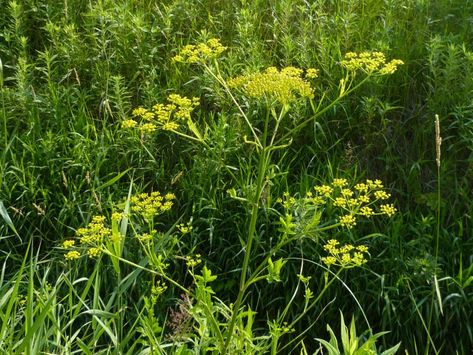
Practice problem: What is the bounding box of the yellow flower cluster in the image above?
[314,185,333,197]
[122,94,199,133]
[64,250,80,261]
[276,192,297,209]
[131,191,176,221]
[339,214,356,228]
[305,68,319,79]
[321,239,369,268]
[62,239,75,248]
[359,206,374,217]
[228,66,315,105]
[121,119,137,129]
[177,221,193,234]
[140,123,157,133]
[304,192,325,205]
[186,254,202,268]
[379,59,405,75]
[340,51,404,75]
[112,212,124,222]
[332,178,348,187]
[62,215,115,261]
[136,232,154,244]
[77,215,111,245]
[172,38,227,64]
[270,321,295,335]
[87,247,101,258]
[307,178,396,229]
[380,203,397,216]
[151,281,168,297]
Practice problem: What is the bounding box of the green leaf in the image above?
[349,316,359,354]
[0,57,3,87]
[327,324,339,350]
[340,312,350,354]
[277,214,296,235]
[266,257,287,283]
[316,338,340,355]
[16,288,58,353]
[380,342,401,355]
[187,118,204,141]
[0,201,20,238]
[433,274,443,315]
[463,275,473,288]
[95,169,131,191]
[201,265,217,283]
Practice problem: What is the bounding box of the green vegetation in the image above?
[1,0,472,353]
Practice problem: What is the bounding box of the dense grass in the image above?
[1,0,472,353]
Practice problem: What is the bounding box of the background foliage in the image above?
[1,0,472,353]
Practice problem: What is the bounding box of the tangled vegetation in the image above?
[0,0,472,353]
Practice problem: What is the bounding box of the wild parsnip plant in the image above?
[58,180,397,353]
[1,0,473,353]
[111,38,402,352]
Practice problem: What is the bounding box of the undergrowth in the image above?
[0,0,472,353]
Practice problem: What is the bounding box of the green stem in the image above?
[276,75,370,145]
[435,161,441,265]
[223,110,272,351]
[271,334,278,355]
[169,129,204,143]
[277,268,343,354]
[408,281,438,355]
[101,249,189,295]
[316,222,341,233]
[203,61,262,149]
[269,105,288,147]
[244,221,341,292]
[426,124,442,355]
[287,269,341,330]
[1,92,6,150]
[0,59,6,149]
[117,270,123,352]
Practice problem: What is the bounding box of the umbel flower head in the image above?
[172,38,227,64]
[131,191,176,222]
[306,178,397,229]
[122,94,199,133]
[62,215,113,261]
[64,250,80,261]
[340,51,404,75]
[277,178,397,235]
[77,215,111,245]
[228,66,316,105]
[321,239,369,268]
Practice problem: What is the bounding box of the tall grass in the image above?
[0,0,472,353]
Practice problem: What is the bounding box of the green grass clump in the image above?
[1,0,472,353]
